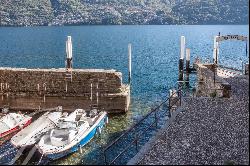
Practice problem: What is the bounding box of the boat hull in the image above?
[42,114,107,160]
[11,112,62,148]
[0,118,32,138]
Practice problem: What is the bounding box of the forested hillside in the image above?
[0,0,248,26]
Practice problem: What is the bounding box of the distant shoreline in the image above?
[0,24,249,28]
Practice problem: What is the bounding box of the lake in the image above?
[0,25,248,165]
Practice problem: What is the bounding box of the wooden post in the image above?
[179,36,185,82]
[128,43,132,85]
[185,48,190,86]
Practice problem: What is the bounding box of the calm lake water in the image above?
[0,25,248,165]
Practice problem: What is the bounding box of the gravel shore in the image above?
[137,75,249,165]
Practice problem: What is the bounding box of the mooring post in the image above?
[186,48,190,73]
[185,48,190,86]
[128,43,132,85]
[213,35,219,65]
[179,36,185,82]
[66,36,73,70]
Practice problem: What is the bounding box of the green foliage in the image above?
[0,0,248,26]
[210,91,217,98]
[224,160,236,165]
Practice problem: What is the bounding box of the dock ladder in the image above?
[65,69,73,82]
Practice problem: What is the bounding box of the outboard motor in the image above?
[89,109,98,118]
[2,106,9,114]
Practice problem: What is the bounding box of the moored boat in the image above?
[0,112,32,139]
[36,109,108,160]
[11,111,63,148]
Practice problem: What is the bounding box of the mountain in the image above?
[0,0,248,26]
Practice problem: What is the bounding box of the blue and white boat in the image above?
[36,109,108,160]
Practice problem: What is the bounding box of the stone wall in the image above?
[0,67,130,113]
[196,64,231,98]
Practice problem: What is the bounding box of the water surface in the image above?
[0,25,248,165]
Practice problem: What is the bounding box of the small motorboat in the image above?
[37,109,108,160]
[11,111,63,148]
[0,112,32,138]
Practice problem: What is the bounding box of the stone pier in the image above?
[0,67,130,113]
[195,63,231,98]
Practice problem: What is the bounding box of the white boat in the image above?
[37,109,108,160]
[0,113,32,138]
[11,111,62,148]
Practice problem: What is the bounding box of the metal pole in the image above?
[96,92,99,108]
[104,152,108,165]
[240,59,244,74]
[246,41,248,58]
[65,82,68,93]
[154,111,157,127]
[179,89,182,106]
[96,83,99,107]
[213,64,216,86]
[135,136,138,152]
[168,90,171,117]
[213,36,219,65]
[90,83,93,109]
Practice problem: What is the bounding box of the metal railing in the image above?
[103,87,183,165]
